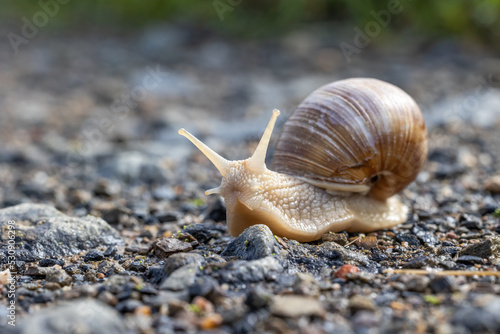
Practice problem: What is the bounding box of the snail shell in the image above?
[272,78,428,200]
[179,78,428,241]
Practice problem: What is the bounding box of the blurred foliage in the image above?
[2,0,499,48]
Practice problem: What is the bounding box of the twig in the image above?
[344,235,362,247]
[384,269,500,277]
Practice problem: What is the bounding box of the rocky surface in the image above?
[9,299,132,334]
[0,203,122,261]
[0,23,499,333]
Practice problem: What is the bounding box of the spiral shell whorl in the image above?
[271,78,428,201]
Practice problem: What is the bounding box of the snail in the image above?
[179,78,428,242]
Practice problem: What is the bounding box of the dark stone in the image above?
[104,246,117,257]
[457,255,484,264]
[403,256,431,269]
[416,209,432,220]
[151,238,193,258]
[412,225,438,246]
[39,259,64,267]
[33,291,54,303]
[204,198,226,222]
[146,266,164,285]
[460,237,500,258]
[176,232,199,247]
[0,149,29,164]
[188,276,219,299]
[115,299,143,313]
[396,233,421,247]
[98,206,131,225]
[245,285,272,310]
[182,223,227,243]
[80,264,91,272]
[12,299,130,333]
[135,285,158,295]
[84,250,105,262]
[25,266,49,277]
[459,214,483,230]
[18,182,52,200]
[154,211,181,223]
[115,289,133,301]
[222,224,282,261]
[144,216,160,225]
[64,264,80,275]
[429,276,456,293]
[479,203,498,215]
[128,260,147,272]
[434,163,465,179]
[452,296,500,333]
[439,247,459,255]
[428,148,456,163]
[396,233,420,247]
[93,179,121,198]
[0,204,122,261]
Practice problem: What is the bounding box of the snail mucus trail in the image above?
[179,78,428,242]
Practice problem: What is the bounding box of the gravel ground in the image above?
[0,24,500,334]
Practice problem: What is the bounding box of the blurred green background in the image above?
[2,0,499,49]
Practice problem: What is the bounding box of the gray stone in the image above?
[460,237,500,258]
[348,295,377,312]
[151,238,193,259]
[221,224,282,260]
[160,263,199,291]
[218,256,283,284]
[11,298,131,334]
[45,269,72,287]
[424,89,500,128]
[0,204,122,261]
[163,253,204,276]
[452,295,500,332]
[245,285,273,310]
[405,275,430,292]
[319,242,371,266]
[293,272,320,296]
[270,295,325,318]
[429,276,456,293]
[143,290,190,308]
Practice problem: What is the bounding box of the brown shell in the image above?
[271,78,428,201]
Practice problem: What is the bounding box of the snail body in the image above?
[179,78,428,242]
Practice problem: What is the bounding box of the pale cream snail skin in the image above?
[179,78,428,242]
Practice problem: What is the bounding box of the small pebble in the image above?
[321,232,348,246]
[484,175,500,193]
[270,295,325,318]
[84,250,105,262]
[334,265,359,280]
[349,295,377,312]
[199,313,223,330]
[356,236,378,249]
[152,238,193,258]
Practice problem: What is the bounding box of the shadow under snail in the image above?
[179,78,428,242]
